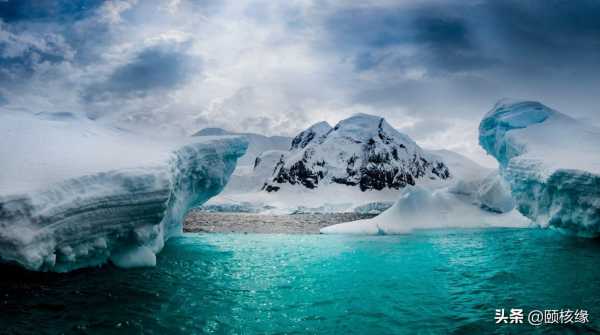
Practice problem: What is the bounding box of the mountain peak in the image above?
[290,121,332,150]
[264,114,451,192]
[330,113,417,149]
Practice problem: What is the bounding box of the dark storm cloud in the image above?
[83,44,199,102]
[478,0,600,69]
[324,4,496,74]
[0,0,103,23]
[321,0,600,120]
[0,0,117,87]
[325,0,600,74]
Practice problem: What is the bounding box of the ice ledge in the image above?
[0,137,247,271]
[479,100,600,236]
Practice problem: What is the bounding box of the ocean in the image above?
[1,228,599,334]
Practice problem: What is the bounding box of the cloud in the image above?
[83,42,199,103]
[323,3,498,76]
[0,0,104,23]
[0,0,599,166]
[399,118,453,142]
[0,21,75,82]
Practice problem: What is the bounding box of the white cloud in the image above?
[2,0,599,166]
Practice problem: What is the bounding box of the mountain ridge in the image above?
[262,113,451,192]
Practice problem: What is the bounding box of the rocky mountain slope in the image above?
[263,113,451,192]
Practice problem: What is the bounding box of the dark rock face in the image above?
[262,114,451,192]
[289,121,332,150]
[270,154,324,189]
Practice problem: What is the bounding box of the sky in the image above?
[1,0,600,167]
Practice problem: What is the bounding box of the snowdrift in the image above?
[479,100,600,236]
[0,112,247,271]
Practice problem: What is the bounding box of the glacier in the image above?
[0,111,247,271]
[479,99,600,236]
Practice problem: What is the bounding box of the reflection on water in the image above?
[1,229,600,334]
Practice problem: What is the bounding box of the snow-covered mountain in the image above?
[193,127,291,166]
[201,114,495,214]
[263,113,451,192]
[479,99,600,236]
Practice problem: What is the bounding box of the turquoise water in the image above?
[1,229,600,334]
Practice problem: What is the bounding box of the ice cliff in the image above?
[479,100,600,236]
[0,112,247,271]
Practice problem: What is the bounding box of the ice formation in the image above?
[321,172,529,235]
[0,111,247,271]
[479,100,600,236]
[193,127,291,197]
[193,127,291,166]
[220,150,287,193]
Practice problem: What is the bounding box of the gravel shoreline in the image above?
[184,211,377,234]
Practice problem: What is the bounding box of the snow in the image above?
[290,121,332,150]
[0,111,247,271]
[203,118,494,215]
[220,150,286,193]
[429,149,492,180]
[193,127,291,166]
[352,201,395,214]
[204,147,497,215]
[320,182,530,235]
[320,146,528,235]
[264,113,450,192]
[479,99,600,236]
[193,128,291,197]
[203,183,401,214]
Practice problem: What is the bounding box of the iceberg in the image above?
[479,100,600,236]
[0,111,247,271]
[321,148,528,235]
[321,172,529,235]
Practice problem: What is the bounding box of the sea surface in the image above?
[1,228,600,334]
